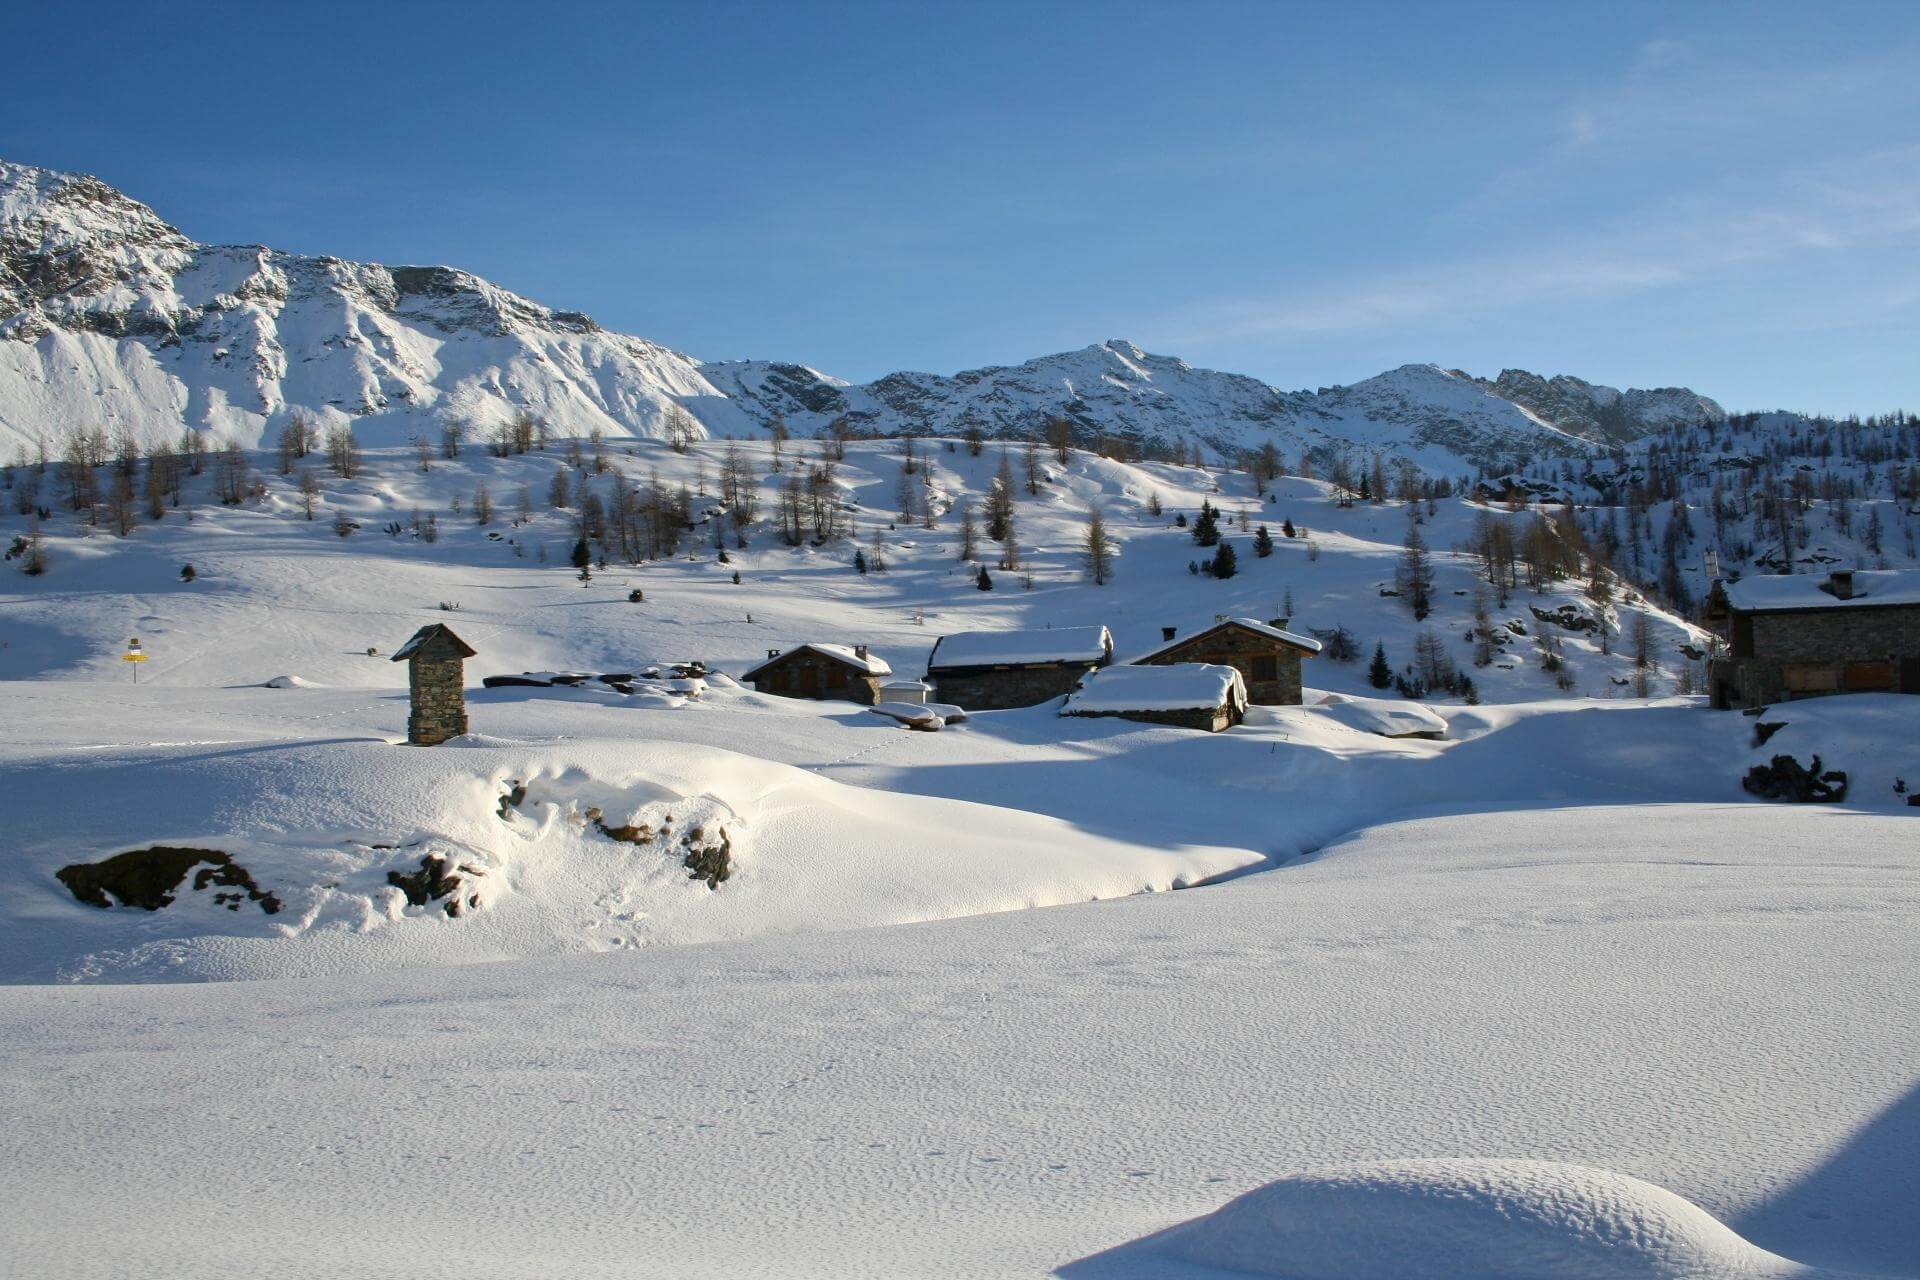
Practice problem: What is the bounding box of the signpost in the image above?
[123,637,146,683]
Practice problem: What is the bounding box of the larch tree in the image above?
[1397,523,1434,620]
[1045,416,1073,464]
[1083,505,1113,585]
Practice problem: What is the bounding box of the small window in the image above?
[1250,655,1279,681]
[827,666,848,688]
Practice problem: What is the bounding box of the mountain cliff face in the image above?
[1483,369,1724,445]
[2,159,1727,473]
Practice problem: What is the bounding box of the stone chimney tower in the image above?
[391,624,477,745]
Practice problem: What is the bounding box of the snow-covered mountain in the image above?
[704,344,1728,473]
[0,160,749,455]
[3,158,1727,473]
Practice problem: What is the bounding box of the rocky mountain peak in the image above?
[0,156,1745,475]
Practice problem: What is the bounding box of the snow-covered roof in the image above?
[744,643,892,679]
[1130,617,1322,663]
[927,626,1113,670]
[1064,663,1247,714]
[1720,569,1920,612]
[391,623,476,662]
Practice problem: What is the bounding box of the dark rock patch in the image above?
[682,825,733,890]
[1529,603,1602,633]
[585,807,656,845]
[58,847,280,914]
[386,854,485,918]
[1742,754,1849,804]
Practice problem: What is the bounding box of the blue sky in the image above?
[9,1,1917,413]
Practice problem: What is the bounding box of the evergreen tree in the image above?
[1253,525,1274,557]
[1192,501,1221,547]
[975,566,993,591]
[570,537,591,570]
[1209,539,1237,579]
[854,548,868,574]
[1368,642,1393,689]
[1282,517,1296,538]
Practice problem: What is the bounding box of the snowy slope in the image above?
[8,424,1918,987]
[0,436,1718,700]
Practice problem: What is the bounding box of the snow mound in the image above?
[261,674,318,689]
[2,731,1261,982]
[1154,1160,1819,1280]
[870,701,943,729]
[1314,692,1448,739]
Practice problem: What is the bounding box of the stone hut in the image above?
[392,623,476,745]
[925,625,1113,711]
[1704,569,1920,708]
[742,644,892,705]
[1130,617,1322,705]
[1061,663,1247,732]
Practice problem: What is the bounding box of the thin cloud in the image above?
[1154,147,1920,344]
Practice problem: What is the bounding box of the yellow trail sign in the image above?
[122,653,147,662]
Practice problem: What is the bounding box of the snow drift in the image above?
[1,726,1260,983]
[1142,1160,1858,1280]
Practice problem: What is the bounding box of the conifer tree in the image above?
[1397,523,1434,619]
[1083,505,1113,585]
[1368,642,1393,689]
[986,454,1015,541]
[975,566,993,591]
[1210,539,1237,579]
[1253,525,1274,557]
[1192,501,1221,547]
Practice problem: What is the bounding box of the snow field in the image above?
[0,803,1912,1278]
